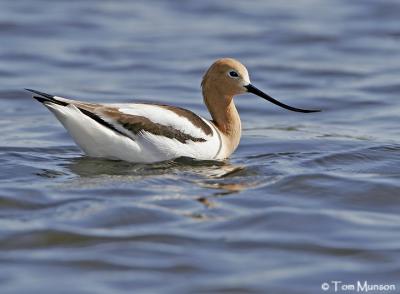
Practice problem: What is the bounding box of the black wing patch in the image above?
[26,89,128,138]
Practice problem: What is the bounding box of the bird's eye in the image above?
[229,71,239,78]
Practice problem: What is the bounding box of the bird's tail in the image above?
[25,88,68,106]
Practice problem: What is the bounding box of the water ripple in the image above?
[1,0,400,293]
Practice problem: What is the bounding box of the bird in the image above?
[27,58,320,163]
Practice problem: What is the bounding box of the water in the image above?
[1,0,400,293]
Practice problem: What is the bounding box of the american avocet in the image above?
[27,58,319,163]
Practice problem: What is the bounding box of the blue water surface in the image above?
[0,1,399,293]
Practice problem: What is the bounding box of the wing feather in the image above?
[76,103,212,144]
[27,89,214,144]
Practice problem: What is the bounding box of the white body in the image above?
[45,98,226,163]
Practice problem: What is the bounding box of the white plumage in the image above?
[43,98,222,163]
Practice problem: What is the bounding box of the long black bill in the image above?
[245,84,320,113]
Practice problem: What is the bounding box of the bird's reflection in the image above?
[65,156,245,178]
[63,155,261,206]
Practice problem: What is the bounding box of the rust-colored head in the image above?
[201,58,321,113]
[201,58,250,99]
